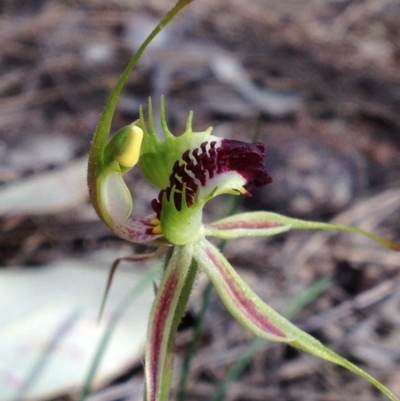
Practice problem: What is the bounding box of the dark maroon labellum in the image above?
[152,140,272,218]
[217,140,272,189]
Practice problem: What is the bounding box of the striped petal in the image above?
[207,211,400,250]
[145,245,194,401]
[113,215,164,244]
[193,238,399,401]
[194,239,289,341]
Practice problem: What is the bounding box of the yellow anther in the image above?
[150,218,163,235]
[150,218,161,226]
[152,224,163,235]
[116,125,143,168]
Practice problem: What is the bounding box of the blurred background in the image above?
[0,0,400,400]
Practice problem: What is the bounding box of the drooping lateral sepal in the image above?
[194,239,400,401]
[194,239,290,341]
[292,341,400,401]
[145,245,194,401]
[208,211,400,250]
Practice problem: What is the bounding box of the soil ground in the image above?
[1,0,400,400]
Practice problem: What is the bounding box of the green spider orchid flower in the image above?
[87,2,400,401]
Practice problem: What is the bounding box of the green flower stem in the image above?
[88,0,192,220]
[89,0,191,164]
